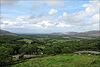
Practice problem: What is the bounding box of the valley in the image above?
[0,30,100,67]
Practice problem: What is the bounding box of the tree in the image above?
[0,46,12,66]
[52,45,61,54]
[62,47,72,53]
[43,47,54,55]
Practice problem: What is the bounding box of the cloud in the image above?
[91,14,99,22]
[59,0,99,24]
[30,0,65,11]
[1,17,24,29]
[82,0,99,15]
[88,13,100,25]
[29,13,45,19]
[55,0,100,31]
[0,21,4,24]
[37,13,46,18]
[29,14,36,19]
[1,0,99,33]
[1,0,20,6]
[63,12,67,17]
[46,1,64,8]
[49,9,58,15]
[56,23,71,27]
[30,1,44,11]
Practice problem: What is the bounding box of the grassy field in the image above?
[52,39,82,43]
[38,46,45,49]
[12,54,100,67]
[18,39,33,42]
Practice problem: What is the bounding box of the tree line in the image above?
[0,35,100,66]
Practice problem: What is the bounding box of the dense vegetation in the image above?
[0,35,100,66]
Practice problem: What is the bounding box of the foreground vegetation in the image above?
[12,54,100,67]
[0,35,100,66]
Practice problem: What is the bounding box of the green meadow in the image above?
[18,39,33,42]
[12,54,100,67]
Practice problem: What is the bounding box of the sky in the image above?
[0,0,100,33]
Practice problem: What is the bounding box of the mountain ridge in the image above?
[0,29,17,36]
[0,29,99,39]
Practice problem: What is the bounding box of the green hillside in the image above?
[12,54,100,67]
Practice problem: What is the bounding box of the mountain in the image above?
[77,30,100,36]
[50,32,78,35]
[71,30,100,39]
[50,32,62,35]
[0,29,99,39]
[50,30,100,39]
[58,30,100,39]
[0,29,17,36]
[63,32,78,35]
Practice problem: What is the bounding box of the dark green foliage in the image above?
[0,35,100,66]
[19,44,39,54]
[43,47,55,55]
[62,47,72,53]
[43,39,100,54]
[19,52,25,59]
[0,46,12,66]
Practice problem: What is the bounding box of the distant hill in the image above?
[0,29,99,39]
[50,30,100,39]
[72,30,100,39]
[63,32,78,35]
[50,32,62,35]
[50,30,99,39]
[0,29,17,36]
[77,30,100,36]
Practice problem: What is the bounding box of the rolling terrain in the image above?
[0,29,100,39]
[12,54,100,67]
[0,29,100,66]
[0,29,17,36]
[51,30,100,39]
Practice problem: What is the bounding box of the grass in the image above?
[12,54,100,67]
[18,39,33,42]
[52,39,82,43]
[65,39,82,41]
[12,58,19,61]
[38,46,45,49]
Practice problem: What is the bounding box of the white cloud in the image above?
[56,23,71,27]
[82,0,99,16]
[90,14,99,22]
[1,0,99,33]
[41,21,53,27]
[87,13,100,25]
[56,0,100,31]
[63,12,67,17]
[49,9,58,15]
[59,0,99,23]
